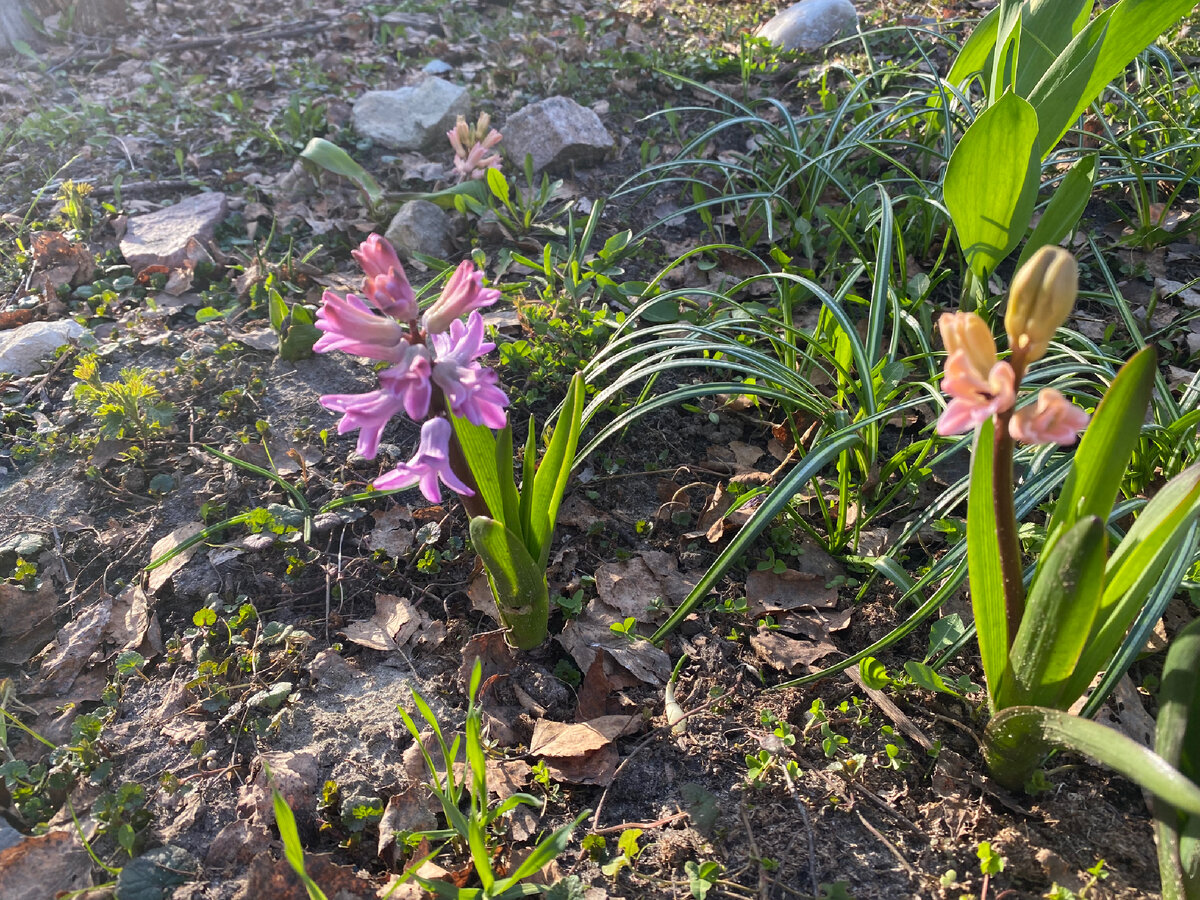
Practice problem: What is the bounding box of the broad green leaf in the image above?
[1028,0,1196,153]
[487,166,511,206]
[449,413,504,522]
[1012,0,1095,99]
[529,373,584,569]
[1017,154,1096,269]
[989,0,1024,103]
[999,515,1105,709]
[1041,347,1155,559]
[268,291,287,333]
[985,706,1200,814]
[944,91,1041,278]
[904,660,961,698]
[518,417,536,549]
[300,138,384,210]
[1061,464,1200,704]
[947,6,1000,89]
[967,418,1007,706]
[1104,463,1200,604]
[492,423,522,537]
[1154,618,1200,900]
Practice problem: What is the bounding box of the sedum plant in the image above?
[944,246,1200,834]
[314,235,579,649]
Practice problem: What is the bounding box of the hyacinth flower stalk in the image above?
[315,235,582,649]
[448,113,503,183]
[941,247,1200,804]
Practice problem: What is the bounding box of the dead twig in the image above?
[781,757,820,898]
[591,811,688,835]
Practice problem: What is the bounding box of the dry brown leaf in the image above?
[749,631,838,674]
[745,568,838,615]
[377,790,438,865]
[0,579,59,666]
[37,597,110,696]
[106,584,162,657]
[146,522,205,594]
[556,611,672,687]
[366,506,415,559]
[340,594,423,652]
[0,830,92,898]
[773,607,853,640]
[593,550,695,621]
[529,715,637,758]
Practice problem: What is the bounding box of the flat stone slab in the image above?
[351,78,470,152]
[119,192,228,273]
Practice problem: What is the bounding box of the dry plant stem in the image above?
[738,802,770,900]
[781,758,819,898]
[994,353,1029,646]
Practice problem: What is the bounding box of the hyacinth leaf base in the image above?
[469,515,551,651]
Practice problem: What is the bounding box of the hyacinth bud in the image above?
[1005,246,1078,364]
[938,311,997,381]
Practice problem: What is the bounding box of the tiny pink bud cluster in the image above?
[448,113,503,182]
[316,235,506,502]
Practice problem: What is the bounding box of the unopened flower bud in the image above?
[1005,246,1078,364]
[938,311,997,381]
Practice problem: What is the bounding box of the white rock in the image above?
[503,96,614,174]
[385,200,454,261]
[757,0,857,52]
[352,78,470,152]
[119,192,228,273]
[0,319,86,376]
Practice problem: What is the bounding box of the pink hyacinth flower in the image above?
[936,350,1017,436]
[373,416,474,502]
[1009,389,1090,445]
[422,261,500,335]
[319,344,433,458]
[430,311,509,429]
[353,235,417,319]
[313,290,409,363]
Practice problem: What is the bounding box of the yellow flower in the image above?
[1005,246,1078,363]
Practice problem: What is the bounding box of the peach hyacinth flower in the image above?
[936,312,1017,436]
[1008,389,1090,445]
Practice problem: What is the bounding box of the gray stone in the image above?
[0,0,34,54]
[503,96,614,174]
[352,78,470,152]
[119,192,228,273]
[385,200,454,261]
[0,319,86,376]
[756,0,857,52]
